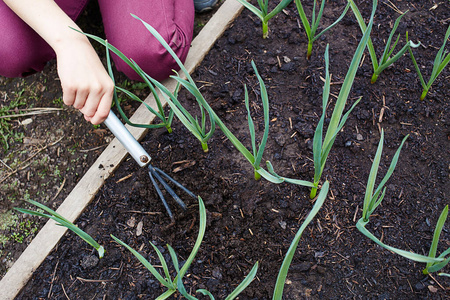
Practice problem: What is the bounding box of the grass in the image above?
[0,90,27,151]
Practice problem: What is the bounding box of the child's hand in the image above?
[3,0,114,125]
[56,38,114,124]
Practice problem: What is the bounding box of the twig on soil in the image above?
[0,158,12,171]
[51,178,66,202]
[47,260,59,298]
[353,205,359,222]
[76,277,116,283]
[61,283,71,300]
[125,210,161,215]
[116,173,133,183]
[78,144,108,153]
[0,108,63,119]
[383,0,404,14]
[428,273,446,290]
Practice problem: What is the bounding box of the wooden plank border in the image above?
[0,1,243,298]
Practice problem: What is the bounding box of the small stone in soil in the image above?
[136,220,143,236]
[127,216,136,228]
[80,254,99,269]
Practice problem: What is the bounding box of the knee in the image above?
[0,45,53,78]
[112,26,192,82]
[0,35,55,77]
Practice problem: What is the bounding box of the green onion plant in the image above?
[132,14,315,186]
[295,0,350,59]
[357,130,448,269]
[348,2,420,83]
[407,24,450,100]
[423,205,450,276]
[235,0,293,38]
[129,16,216,152]
[308,0,377,199]
[112,197,258,299]
[272,180,329,299]
[15,199,105,258]
[74,30,174,133]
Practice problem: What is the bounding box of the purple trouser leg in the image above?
[0,0,88,77]
[98,0,194,81]
[0,0,194,81]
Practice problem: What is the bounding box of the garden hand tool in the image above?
[104,110,196,220]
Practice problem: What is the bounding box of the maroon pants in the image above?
[0,0,194,81]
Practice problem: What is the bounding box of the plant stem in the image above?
[307,41,313,60]
[371,73,378,84]
[262,21,269,39]
[310,186,318,199]
[201,141,209,152]
[166,125,172,134]
[254,170,261,181]
[420,89,428,101]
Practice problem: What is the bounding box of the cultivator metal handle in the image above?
[104,111,151,167]
[103,110,196,220]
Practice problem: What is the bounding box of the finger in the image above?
[62,84,76,107]
[72,86,89,110]
[81,90,102,118]
[90,90,113,125]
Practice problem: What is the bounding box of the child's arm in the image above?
[3,0,113,124]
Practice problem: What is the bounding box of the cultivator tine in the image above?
[148,167,174,220]
[104,111,196,220]
[148,164,195,219]
[152,166,197,199]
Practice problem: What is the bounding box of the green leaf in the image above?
[173,197,207,284]
[348,0,378,69]
[323,0,377,149]
[234,0,264,20]
[273,181,329,299]
[150,242,172,281]
[312,2,351,43]
[425,205,449,270]
[197,289,215,299]
[263,161,315,187]
[111,235,173,289]
[16,200,104,258]
[176,275,198,300]
[265,0,293,21]
[252,61,270,168]
[155,290,176,300]
[356,219,443,264]
[245,85,257,158]
[225,262,259,300]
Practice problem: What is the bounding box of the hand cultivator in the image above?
[104,110,196,220]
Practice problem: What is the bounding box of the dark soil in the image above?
[9,0,450,299]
